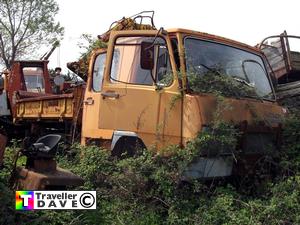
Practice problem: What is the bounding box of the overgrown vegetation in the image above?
[0,70,299,224]
[0,70,300,225]
[1,114,300,224]
[188,71,259,99]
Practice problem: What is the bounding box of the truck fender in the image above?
[111,131,146,157]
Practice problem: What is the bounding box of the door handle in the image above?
[101,91,120,99]
[84,97,94,105]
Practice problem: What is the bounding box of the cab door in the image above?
[81,49,108,144]
[97,31,181,148]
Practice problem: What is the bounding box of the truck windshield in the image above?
[185,38,274,100]
[23,67,45,93]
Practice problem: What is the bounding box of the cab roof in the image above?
[13,60,49,64]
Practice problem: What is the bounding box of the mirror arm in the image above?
[149,70,157,86]
[145,27,164,50]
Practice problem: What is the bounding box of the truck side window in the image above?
[171,38,180,70]
[110,49,120,82]
[110,36,173,86]
[156,45,172,86]
[92,52,106,92]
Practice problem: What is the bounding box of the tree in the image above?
[0,0,64,69]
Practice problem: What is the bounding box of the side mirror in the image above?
[140,42,154,70]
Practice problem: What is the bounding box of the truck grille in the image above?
[242,133,277,154]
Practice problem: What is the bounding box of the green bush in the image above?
[0,117,300,225]
[280,115,300,172]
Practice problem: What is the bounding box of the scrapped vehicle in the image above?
[258,31,300,113]
[0,12,287,180]
[79,13,286,179]
[0,60,84,143]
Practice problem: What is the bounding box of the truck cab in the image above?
[81,28,286,178]
[6,60,52,116]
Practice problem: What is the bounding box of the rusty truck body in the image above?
[79,27,285,178]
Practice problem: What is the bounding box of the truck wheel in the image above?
[111,136,146,159]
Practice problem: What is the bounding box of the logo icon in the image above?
[79,192,96,208]
[16,191,34,210]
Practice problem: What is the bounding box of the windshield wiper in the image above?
[198,63,221,76]
[232,77,254,88]
[231,76,266,102]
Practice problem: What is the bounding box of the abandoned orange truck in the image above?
[0,13,286,183]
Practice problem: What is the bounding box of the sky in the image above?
[47,0,300,72]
